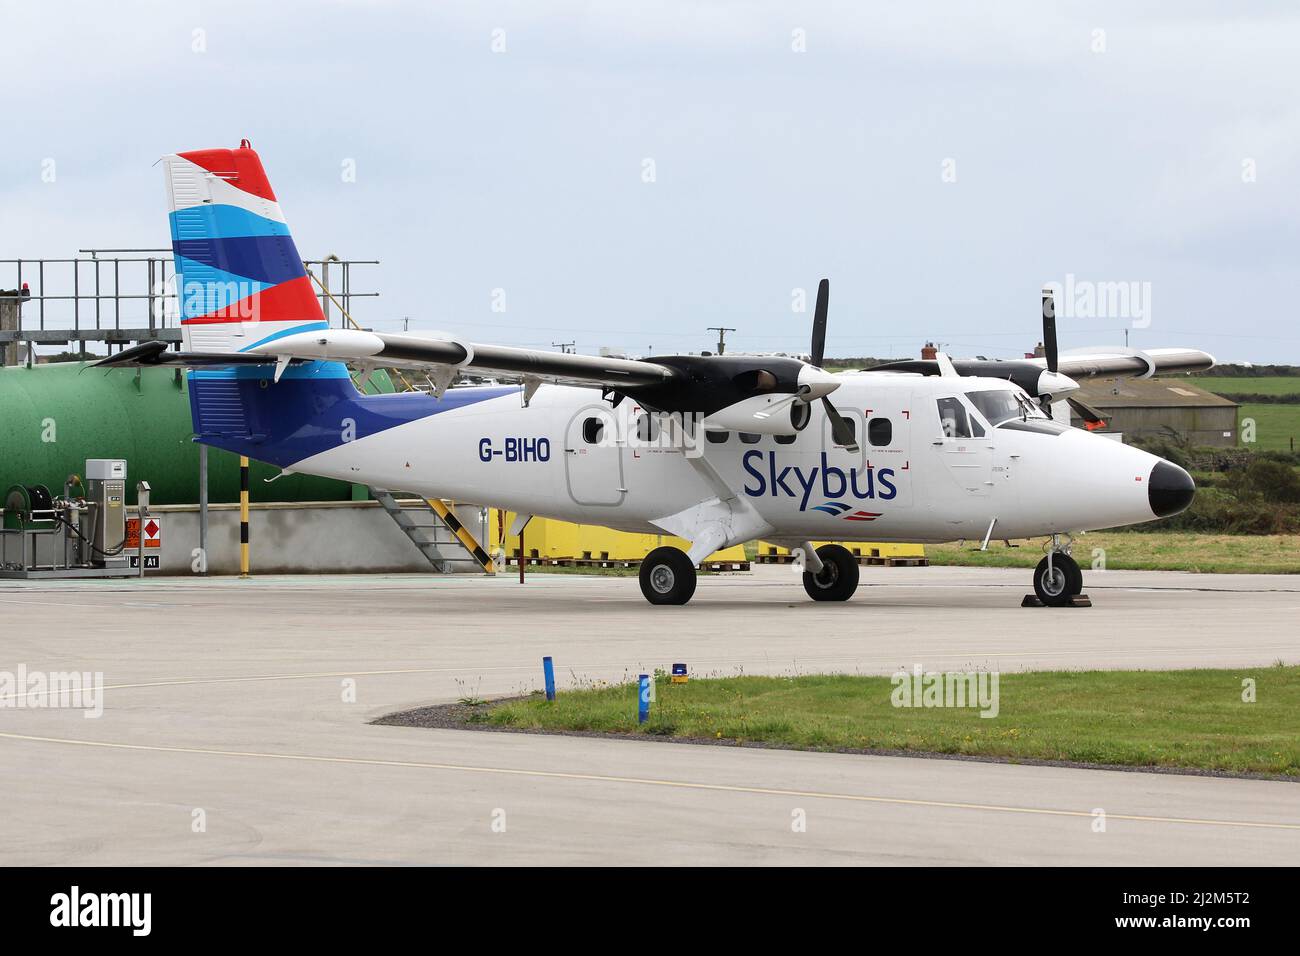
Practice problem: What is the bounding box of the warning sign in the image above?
[125,517,162,549]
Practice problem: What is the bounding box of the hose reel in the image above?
[3,484,55,530]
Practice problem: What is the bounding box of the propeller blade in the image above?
[821,396,860,453]
[1041,287,1058,374]
[1067,395,1109,430]
[810,279,829,367]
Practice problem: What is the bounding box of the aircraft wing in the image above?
[94,331,677,390]
[1047,347,1216,380]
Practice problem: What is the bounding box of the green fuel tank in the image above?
[0,361,395,505]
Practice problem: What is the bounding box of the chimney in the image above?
[920,341,938,360]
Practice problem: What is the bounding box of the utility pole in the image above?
[552,341,575,354]
[706,326,736,355]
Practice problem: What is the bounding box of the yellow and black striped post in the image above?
[425,499,495,574]
[239,456,250,578]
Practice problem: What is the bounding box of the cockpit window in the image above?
[965,388,1046,428]
[937,397,973,438]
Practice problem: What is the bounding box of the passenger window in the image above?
[582,417,604,444]
[937,397,973,439]
[739,432,762,444]
[774,433,797,445]
[705,430,729,444]
[867,417,892,447]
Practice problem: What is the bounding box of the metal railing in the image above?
[0,250,379,348]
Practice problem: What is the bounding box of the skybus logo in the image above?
[742,450,897,512]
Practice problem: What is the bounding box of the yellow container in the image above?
[494,510,582,560]
[492,511,747,564]
[577,526,747,563]
[756,540,926,561]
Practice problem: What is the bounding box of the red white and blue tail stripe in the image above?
[166,140,326,355]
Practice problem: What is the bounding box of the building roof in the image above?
[1073,377,1238,409]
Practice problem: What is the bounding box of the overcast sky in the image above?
[2,1,1298,362]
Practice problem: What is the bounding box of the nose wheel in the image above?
[1032,551,1083,607]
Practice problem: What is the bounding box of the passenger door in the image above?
[564,407,626,507]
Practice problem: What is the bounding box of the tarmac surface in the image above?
[1,565,1296,865]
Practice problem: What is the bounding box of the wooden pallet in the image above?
[699,561,751,572]
[504,556,751,572]
[756,552,928,568]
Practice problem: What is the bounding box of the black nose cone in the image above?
[1149,461,1195,517]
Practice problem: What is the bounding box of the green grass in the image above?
[926,531,1300,574]
[1236,403,1300,451]
[487,670,1300,776]
[1190,376,1300,397]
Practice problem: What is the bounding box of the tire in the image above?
[1034,552,1081,606]
[639,547,697,606]
[802,544,861,602]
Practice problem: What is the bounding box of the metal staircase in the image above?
[370,489,495,574]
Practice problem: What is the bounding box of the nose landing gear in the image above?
[1029,534,1086,607]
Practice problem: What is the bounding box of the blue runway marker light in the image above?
[543,656,556,701]
[638,674,651,724]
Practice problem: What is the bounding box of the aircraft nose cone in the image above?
[1148,460,1195,518]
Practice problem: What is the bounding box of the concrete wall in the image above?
[5,500,493,576]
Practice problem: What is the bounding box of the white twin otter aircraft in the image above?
[100,143,1212,606]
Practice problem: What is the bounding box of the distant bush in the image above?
[1239,459,1300,504]
[1216,393,1300,405]
[1198,364,1300,378]
[1124,444,1300,533]
[1139,487,1300,535]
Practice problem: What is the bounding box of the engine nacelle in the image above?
[701,394,809,435]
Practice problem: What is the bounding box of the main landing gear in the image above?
[640,542,865,606]
[1032,539,1083,607]
[801,544,860,603]
[639,546,698,605]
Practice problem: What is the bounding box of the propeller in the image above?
[809,278,829,368]
[1039,287,1059,418]
[808,279,860,453]
[1041,287,1058,375]
[746,278,858,451]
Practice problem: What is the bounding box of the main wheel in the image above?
[639,547,697,606]
[802,544,861,602]
[1033,552,1082,606]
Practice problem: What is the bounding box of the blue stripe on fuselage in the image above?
[187,366,517,468]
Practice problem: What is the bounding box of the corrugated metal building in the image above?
[1066,378,1239,447]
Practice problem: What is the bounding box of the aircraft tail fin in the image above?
[166,140,326,354]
